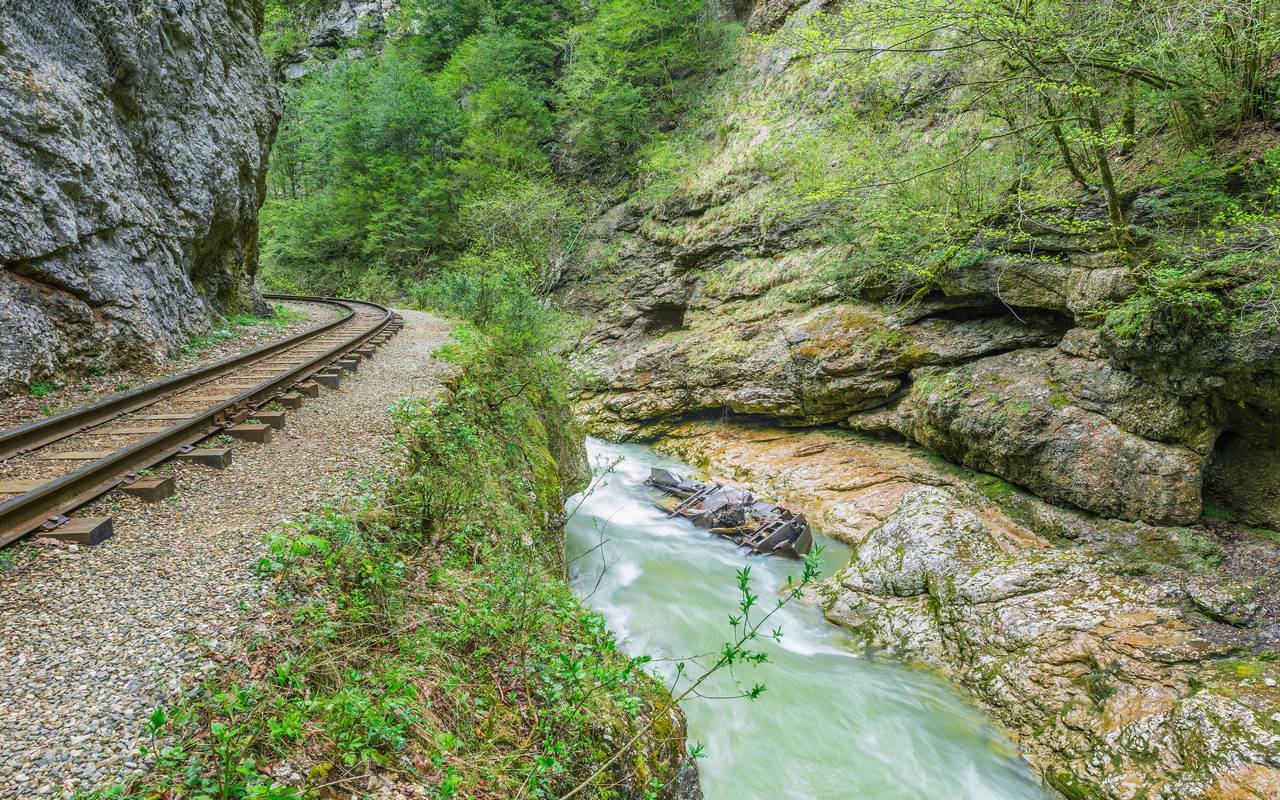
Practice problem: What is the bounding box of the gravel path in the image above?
[0,310,453,797]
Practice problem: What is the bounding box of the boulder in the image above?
[889,349,1206,524]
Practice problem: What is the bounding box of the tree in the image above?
[789,0,1280,257]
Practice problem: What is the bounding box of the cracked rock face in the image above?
[0,0,279,396]
[824,486,1280,800]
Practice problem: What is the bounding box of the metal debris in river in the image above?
[643,467,813,557]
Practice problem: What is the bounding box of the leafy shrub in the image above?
[1101,261,1231,347]
[28,380,58,398]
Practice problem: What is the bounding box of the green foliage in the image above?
[1147,147,1280,228]
[261,1,587,300]
[557,0,738,177]
[262,44,464,297]
[28,380,58,398]
[260,0,329,63]
[260,0,733,298]
[788,0,1280,219]
[1102,261,1232,344]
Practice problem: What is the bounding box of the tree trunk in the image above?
[1042,96,1091,190]
[1086,101,1136,265]
[1120,78,1136,156]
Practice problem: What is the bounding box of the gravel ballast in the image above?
[0,310,452,797]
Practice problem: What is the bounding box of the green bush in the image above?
[557,0,737,178]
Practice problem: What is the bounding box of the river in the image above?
[565,438,1046,800]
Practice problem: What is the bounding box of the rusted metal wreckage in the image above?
[644,467,813,557]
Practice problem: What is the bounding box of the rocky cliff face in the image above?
[556,6,1280,531]
[555,0,1280,796]
[559,190,1280,527]
[0,0,279,396]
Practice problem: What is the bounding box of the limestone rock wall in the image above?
[0,0,279,396]
[554,1,1280,528]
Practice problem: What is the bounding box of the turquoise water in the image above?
[565,438,1047,800]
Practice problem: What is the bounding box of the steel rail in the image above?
[0,294,398,548]
[0,296,355,462]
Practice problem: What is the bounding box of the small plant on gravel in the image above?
[266,305,308,327]
[28,380,58,397]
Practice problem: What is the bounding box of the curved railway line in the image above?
[0,295,402,549]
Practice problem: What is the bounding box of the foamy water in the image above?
[566,438,1047,800]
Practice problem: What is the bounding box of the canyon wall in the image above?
[556,1,1280,796]
[556,1,1280,531]
[0,0,279,396]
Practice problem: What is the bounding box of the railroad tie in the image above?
[252,411,287,430]
[0,480,46,494]
[228,423,272,444]
[119,476,176,503]
[42,516,113,546]
[175,448,232,469]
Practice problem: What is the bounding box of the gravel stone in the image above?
[0,310,451,797]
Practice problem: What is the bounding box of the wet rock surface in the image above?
[0,0,279,396]
[657,421,1280,800]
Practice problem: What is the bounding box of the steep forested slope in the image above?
[561,0,1280,529]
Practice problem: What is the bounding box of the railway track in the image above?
[0,295,402,548]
